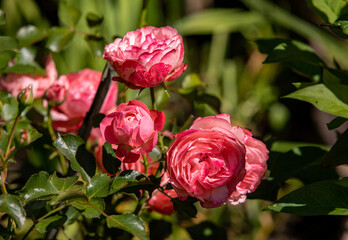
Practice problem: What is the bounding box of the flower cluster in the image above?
[0,26,269,215]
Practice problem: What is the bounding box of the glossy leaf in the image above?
[50,173,78,192]
[284,83,348,118]
[0,194,26,229]
[50,191,88,206]
[58,2,81,28]
[17,171,59,202]
[86,174,112,198]
[0,91,18,121]
[110,170,146,194]
[106,214,149,240]
[35,215,67,234]
[16,25,48,46]
[0,51,15,69]
[46,27,74,52]
[102,142,120,176]
[0,36,18,52]
[322,128,348,167]
[265,178,348,215]
[71,198,104,218]
[53,134,90,182]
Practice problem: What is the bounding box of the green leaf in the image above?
[196,93,221,114]
[284,83,348,118]
[3,63,45,75]
[50,191,88,206]
[0,91,18,121]
[102,142,120,176]
[86,12,104,27]
[307,0,348,23]
[265,178,348,215]
[71,198,104,218]
[0,9,5,25]
[50,173,78,192]
[0,194,26,229]
[0,51,15,70]
[249,147,338,201]
[16,25,48,46]
[322,128,348,167]
[110,170,146,194]
[106,214,149,240]
[326,117,347,130]
[58,2,81,28]
[0,36,18,52]
[35,215,67,234]
[172,197,198,218]
[257,39,324,65]
[17,172,59,202]
[46,27,75,52]
[53,134,90,182]
[86,174,112,198]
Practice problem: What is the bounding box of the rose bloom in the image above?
[50,68,118,132]
[166,114,269,208]
[0,55,57,98]
[100,100,165,163]
[103,26,187,89]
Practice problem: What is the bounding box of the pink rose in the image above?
[103,26,187,89]
[100,100,165,163]
[166,114,269,208]
[0,55,57,98]
[51,68,118,132]
[227,127,269,205]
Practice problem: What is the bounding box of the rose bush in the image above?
[0,55,57,98]
[166,114,269,208]
[103,26,187,89]
[100,100,165,163]
[50,68,118,132]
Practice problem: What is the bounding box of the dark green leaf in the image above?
[17,171,59,202]
[196,93,221,114]
[53,134,90,182]
[3,63,45,75]
[35,215,67,234]
[0,9,5,25]
[106,214,149,240]
[50,191,88,206]
[75,144,96,178]
[110,170,146,194]
[86,12,104,27]
[322,128,348,167]
[284,83,348,118]
[327,117,348,130]
[58,2,81,28]
[0,36,18,52]
[102,142,121,176]
[16,25,48,46]
[249,147,338,201]
[46,27,75,52]
[0,194,26,229]
[264,178,348,215]
[50,173,78,192]
[172,197,198,218]
[86,174,112,198]
[71,198,104,218]
[0,51,15,70]
[25,200,48,220]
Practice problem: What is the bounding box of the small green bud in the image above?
[17,85,33,113]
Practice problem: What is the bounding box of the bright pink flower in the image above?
[100,100,165,163]
[166,114,268,208]
[0,56,57,98]
[103,26,187,89]
[51,69,118,132]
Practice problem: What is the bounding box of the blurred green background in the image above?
[1,0,348,239]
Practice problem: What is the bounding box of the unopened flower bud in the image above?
[17,85,33,112]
